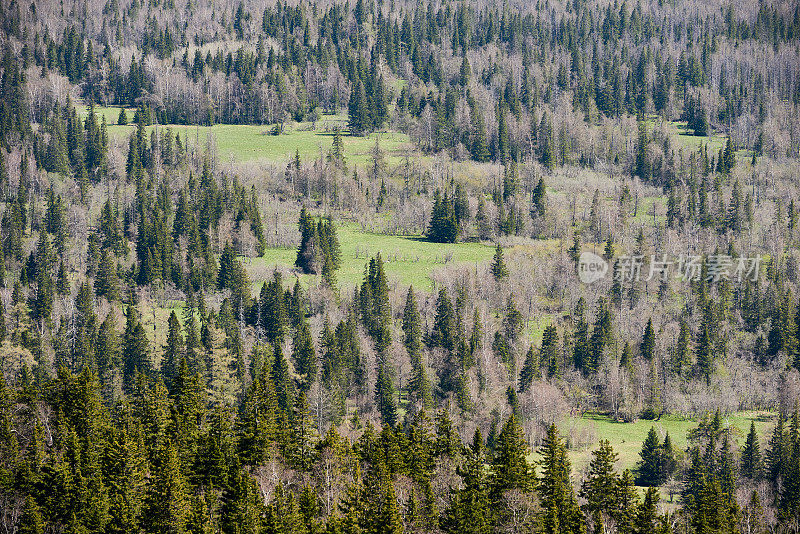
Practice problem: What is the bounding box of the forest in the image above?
[0,0,800,531]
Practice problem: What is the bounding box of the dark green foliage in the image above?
[427,189,459,243]
[641,318,655,360]
[123,306,151,385]
[579,440,619,518]
[375,363,398,426]
[348,79,369,136]
[295,209,341,279]
[161,311,185,391]
[741,421,762,480]
[359,254,391,353]
[636,427,665,486]
[538,424,584,534]
[531,177,546,218]
[293,315,317,390]
[490,243,508,281]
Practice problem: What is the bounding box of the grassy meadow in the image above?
[246,221,498,292]
[80,106,413,167]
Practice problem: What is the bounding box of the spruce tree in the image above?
[348,79,368,136]
[161,311,185,391]
[640,318,655,360]
[492,415,533,496]
[123,306,151,385]
[741,420,763,480]
[490,243,508,281]
[580,440,620,518]
[375,363,398,426]
[17,495,45,534]
[537,423,584,534]
[518,345,538,392]
[635,427,664,486]
[293,315,317,391]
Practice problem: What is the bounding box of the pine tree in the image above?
[17,495,45,534]
[441,429,491,534]
[540,325,560,378]
[633,487,660,534]
[161,311,185,391]
[375,363,398,426]
[518,345,538,392]
[741,420,763,480]
[427,189,458,243]
[271,343,294,417]
[376,480,404,534]
[635,427,664,487]
[293,315,317,391]
[531,177,547,217]
[123,306,151,385]
[403,286,422,357]
[95,248,119,301]
[348,79,369,136]
[580,440,620,518]
[117,107,128,125]
[640,318,655,360]
[145,441,191,532]
[492,415,533,495]
[537,424,584,534]
[490,243,509,281]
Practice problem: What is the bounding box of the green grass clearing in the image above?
[80,106,413,167]
[247,222,497,292]
[562,411,775,477]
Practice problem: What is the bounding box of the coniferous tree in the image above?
[271,342,294,417]
[635,427,664,486]
[537,423,584,534]
[161,311,185,391]
[741,420,763,480]
[348,79,369,136]
[492,415,533,496]
[17,496,45,534]
[123,306,151,385]
[95,248,119,301]
[145,441,191,532]
[375,363,398,426]
[640,318,655,360]
[580,440,620,519]
[490,243,508,281]
[531,177,547,218]
[518,345,538,392]
[293,315,317,391]
[427,189,459,243]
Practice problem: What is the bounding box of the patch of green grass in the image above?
[563,411,775,476]
[669,120,727,153]
[80,106,413,167]
[247,222,497,291]
[78,104,135,125]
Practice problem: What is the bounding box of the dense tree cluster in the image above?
[0,0,799,530]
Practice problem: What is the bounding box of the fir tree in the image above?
[580,440,620,518]
[640,318,655,360]
[375,363,398,426]
[635,427,664,486]
[741,420,763,480]
[293,315,317,391]
[348,79,369,136]
[490,242,508,281]
[161,311,185,391]
[537,424,584,534]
